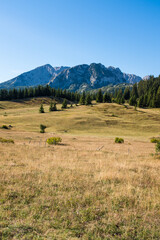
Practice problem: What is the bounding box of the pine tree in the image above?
[92,93,96,100]
[131,83,138,99]
[121,96,125,104]
[143,94,148,107]
[103,92,111,103]
[85,94,92,105]
[123,87,130,100]
[49,101,57,111]
[79,91,86,105]
[40,124,46,133]
[96,89,103,103]
[138,96,144,108]
[116,89,123,104]
[39,104,45,113]
[155,87,160,108]
[61,99,67,109]
[151,92,156,108]
[24,88,28,98]
[129,96,137,106]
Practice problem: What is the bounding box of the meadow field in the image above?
[0,99,160,239]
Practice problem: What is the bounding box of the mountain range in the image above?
[0,63,142,92]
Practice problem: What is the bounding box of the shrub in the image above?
[150,138,160,143]
[0,137,14,143]
[40,124,46,133]
[155,141,160,153]
[47,137,62,145]
[2,125,9,129]
[115,137,124,143]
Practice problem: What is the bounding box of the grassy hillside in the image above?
[0,98,160,137]
[0,98,160,239]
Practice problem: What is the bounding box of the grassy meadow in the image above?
[0,98,160,239]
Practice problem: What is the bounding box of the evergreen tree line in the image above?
[0,75,160,108]
[112,75,160,108]
[0,85,81,102]
[79,90,112,105]
[0,85,112,105]
[134,75,160,108]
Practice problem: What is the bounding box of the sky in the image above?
[0,0,160,82]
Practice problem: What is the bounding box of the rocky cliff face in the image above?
[0,63,142,91]
[0,64,69,89]
[49,63,142,91]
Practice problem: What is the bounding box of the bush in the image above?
[150,137,160,143]
[40,124,46,133]
[47,137,62,145]
[0,137,14,143]
[2,125,9,129]
[155,141,160,153]
[115,137,124,143]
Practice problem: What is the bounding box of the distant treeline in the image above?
[0,75,160,108]
[0,85,81,102]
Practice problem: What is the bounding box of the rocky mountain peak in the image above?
[0,63,142,91]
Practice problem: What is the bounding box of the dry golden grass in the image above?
[0,99,160,137]
[0,99,160,239]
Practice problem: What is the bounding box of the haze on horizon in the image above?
[0,0,160,83]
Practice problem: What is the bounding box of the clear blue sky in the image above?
[0,0,160,82]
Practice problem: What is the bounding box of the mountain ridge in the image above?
[0,63,142,91]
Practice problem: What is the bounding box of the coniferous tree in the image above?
[143,94,148,107]
[116,89,123,104]
[96,89,103,103]
[103,92,111,103]
[39,103,45,113]
[12,89,18,99]
[155,87,160,108]
[61,99,67,109]
[79,91,86,105]
[131,83,138,99]
[24,88,29,98]
[28,88,34,98]
[40,124,46,133]
[129,96,137,106]
[121,96,125,104]
[151,92,156,108]
[85,94,92,105]
[138,96,144,108]
[123,87,130,100]
[49,101,57,111]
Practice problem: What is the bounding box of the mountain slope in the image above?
[0,64,69,89]
[49,63,142,92]
[0,63,142,91]
[108,66,142,84]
